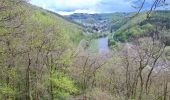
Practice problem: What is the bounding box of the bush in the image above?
[108,38,116,46]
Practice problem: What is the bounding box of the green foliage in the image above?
[141,23,153,30]
[108,38,116,46]
[48,72,78,99]
[30,9,84,46]
[91,32,108,39]
[89,39,97,52]
[0,82,16,98]
[111,18,129,31]
[109,11,170,45]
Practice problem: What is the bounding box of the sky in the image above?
[30,0,170,15]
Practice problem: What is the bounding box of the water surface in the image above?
[97,37,109,53]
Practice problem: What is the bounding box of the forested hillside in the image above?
[110,11,170,45]
[0,0,85,99]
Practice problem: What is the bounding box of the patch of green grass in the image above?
[89,39,98,52]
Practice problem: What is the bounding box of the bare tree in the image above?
[133,0,168,17]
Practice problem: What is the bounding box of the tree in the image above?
[69,51,108,99]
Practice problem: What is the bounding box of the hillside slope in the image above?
[28,5,85,45]
[0,1,85,99]
[109,10,170,45]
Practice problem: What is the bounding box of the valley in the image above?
[0,0,170,100]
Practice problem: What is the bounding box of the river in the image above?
[97,37,109,53]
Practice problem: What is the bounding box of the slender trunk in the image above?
[131,71,139,99]
[139,70,144,100]
[82,56,89,100]
[145,58,158,93]
[47,53,54,100]
[125,59,131,99]
[25,53,31,100]
[50,67,54,100]
[163,79,168,100]
[34,49,41,100]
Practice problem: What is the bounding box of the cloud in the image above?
[30,0,101,11]
[30,0,169,15]
[57,9,99,15]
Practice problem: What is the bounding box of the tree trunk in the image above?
[25,53,31,100]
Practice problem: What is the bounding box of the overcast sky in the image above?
[30,0,170,15]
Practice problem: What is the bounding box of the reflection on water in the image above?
[97,37,109,53]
